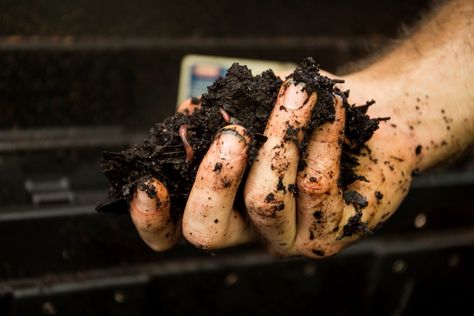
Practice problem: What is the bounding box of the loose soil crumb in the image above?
[415,145,422,155]
[343,190,368,208]
[339,210,371,239]
[97,57,383,229]
[375,191,384,201]
[276,176,286,193]
[313,210,323,221]
[288,184,297,195]
[213,162,223,173]
[265,193,275,203]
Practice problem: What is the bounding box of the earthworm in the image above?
[179,124,194,163]
[219,108,231,124]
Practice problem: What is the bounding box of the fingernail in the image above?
[283,81,308,110]
[217,129,247,160]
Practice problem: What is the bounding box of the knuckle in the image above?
[297,171,332,195]
[249,200,285,220]
[245,188,285,220]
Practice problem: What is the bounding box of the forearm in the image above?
[345,0,474,171]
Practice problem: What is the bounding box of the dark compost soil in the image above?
[97,57,384,228]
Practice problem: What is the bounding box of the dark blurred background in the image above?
[1,0,473,315]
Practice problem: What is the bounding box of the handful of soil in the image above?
[97,57,383,219]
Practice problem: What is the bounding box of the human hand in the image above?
[243,76,417,257]
[129,74,417,258]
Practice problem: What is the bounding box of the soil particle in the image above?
[97,57,381,219]
[391,156,404,162]
[272,203,285,212]
[222,178,232,188]
[384,160,395,171]
[288,184,297,195]
[277,176,286,193]
[213,162,223,173]
[339,210,371,239]
[344,102,389,153]
[265,193,275,203]
[375,191,384,201]
[415,145,422,155]
[313,210,323,219]
[284,124,300,144]
[343,190,368,208]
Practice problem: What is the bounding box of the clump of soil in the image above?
[97,57,384,229]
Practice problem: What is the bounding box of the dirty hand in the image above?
[242,77,416,257]
[128,77,417,257]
